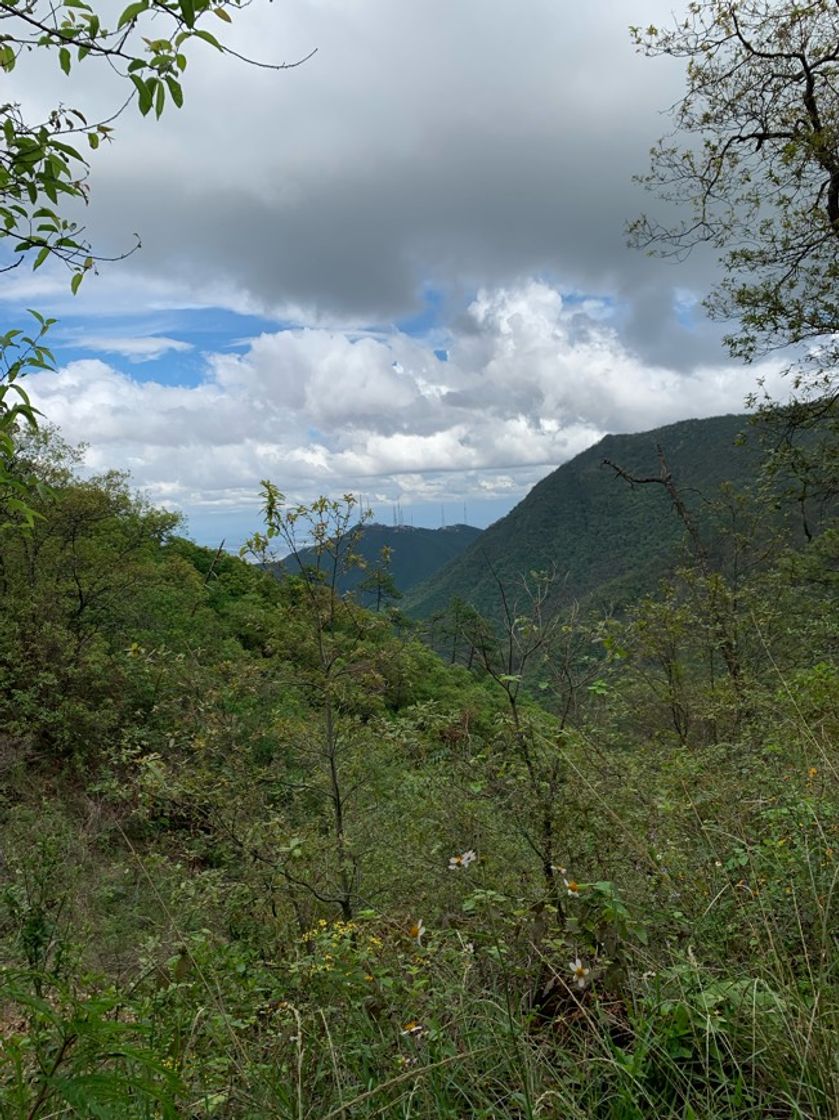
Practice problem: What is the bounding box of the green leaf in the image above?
[87,132,99,150]
[214,5,232,22]
[179,0,196,27]
[117,0,148,29]
[192,27,222,50]
[130,74,153,116]
[33,246,50,270]
[165,76,183,108]
[70,271,84,295]
[154,77,165,118]
[52,140,85,162]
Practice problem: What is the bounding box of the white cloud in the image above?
[24,280,785,534]
[70,334,193,362]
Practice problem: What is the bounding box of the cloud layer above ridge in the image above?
[26,282,784,528]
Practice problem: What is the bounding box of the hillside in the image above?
[0,427,836,1119]
[404,414,767,618]
[275,521,481,604]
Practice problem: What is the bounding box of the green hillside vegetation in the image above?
[0,428,836,1119]
[405,414,781,620]
[274,521,482,608]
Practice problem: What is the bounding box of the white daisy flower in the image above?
[448,849,477,870]
[409,919,425,946]
[569,957,590,989]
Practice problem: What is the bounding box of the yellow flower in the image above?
[400,1020,425,1037]
[564,878,581,896]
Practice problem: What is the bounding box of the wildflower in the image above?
[569,957,590,989]
[564,878,581,896]
[409,919,426,946]
[448,849,477,870]
[400,1020,425,1037]
[396,1054,418,1068]
[550,864,567,876]
[808,766,818,779]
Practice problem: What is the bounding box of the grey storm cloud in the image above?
[44,0,734,370]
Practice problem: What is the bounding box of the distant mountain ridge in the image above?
[277,522,482,604]
[404,414,771,619]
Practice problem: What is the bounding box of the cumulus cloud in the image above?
[25,281,785,531]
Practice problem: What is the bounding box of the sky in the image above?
[5,0,788,547]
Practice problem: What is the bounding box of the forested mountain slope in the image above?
[405,414,769,618]
[276,522,481,604]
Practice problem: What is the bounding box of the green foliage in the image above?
[0,434,836,1117]
[0,970,183,1118]
[0,312,55,529]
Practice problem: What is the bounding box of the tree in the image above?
[356,544,402,614]
[0,0,313,524]
[244,489,384,922]
[629,2,839,400]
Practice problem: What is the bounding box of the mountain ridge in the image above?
[275,521,482,605]
[404,413,767,618]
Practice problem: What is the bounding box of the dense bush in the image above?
[0,438,836,1118]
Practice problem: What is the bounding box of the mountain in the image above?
[404,414,772,619]
[277,522,482,605]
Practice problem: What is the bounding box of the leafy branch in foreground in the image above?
[0,0,313,527]
[629,1,839,399]
[0,0,314,283]
[0,310,53,529]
